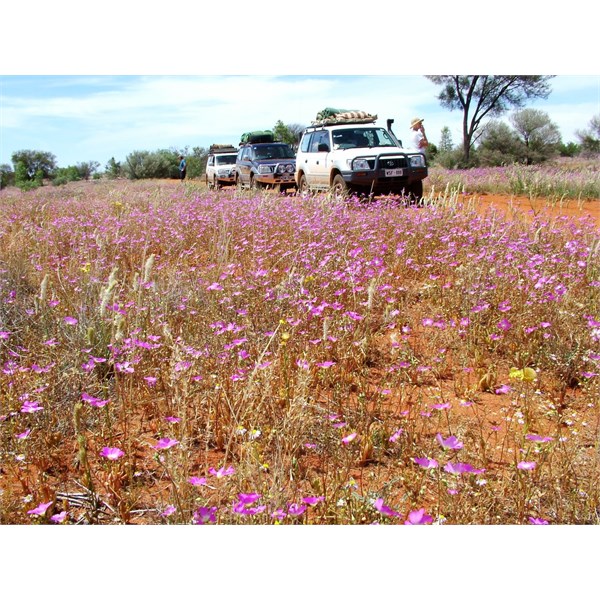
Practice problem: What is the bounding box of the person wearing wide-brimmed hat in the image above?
[410,117,428,155]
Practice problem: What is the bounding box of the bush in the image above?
[0,164,14,189]
[124,150,180,179]
[52,166,82,186]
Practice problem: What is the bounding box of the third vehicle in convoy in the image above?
[295,109,428,200]
[205,144,238,189]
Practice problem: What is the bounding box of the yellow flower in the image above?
[281,332,290,341]
[509,367,537,381]
[80,262,91,273]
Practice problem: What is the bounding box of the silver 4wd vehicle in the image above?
[295,110,427,200]
[234,130,296,192]
[205,144,238,189]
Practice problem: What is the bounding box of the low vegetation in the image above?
[427,157,600,202]
[0,177,599,525]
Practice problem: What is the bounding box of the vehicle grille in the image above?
[377,157,408,169]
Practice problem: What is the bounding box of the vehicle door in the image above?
[237,147,252,185]
[302,130,330,188]
[206,155,215,180]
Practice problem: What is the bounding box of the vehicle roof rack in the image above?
[311,108,377,126]
[240,130,275,144]
[209,144,237,154]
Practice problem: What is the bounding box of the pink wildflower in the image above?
[436,433,464,450]
[188,477,208,486]
[100,447,124,460]
[50,511,67,524]
[209,465,235,478]
[302,496,325,506]
[154,437,180,450]
[517,461,537,471]
[405,509,433,525]
[373,498,401,518]
[27,501,53,516]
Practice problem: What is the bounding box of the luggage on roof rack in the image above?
[240,130,275,144]
[312,108,377,125]
[209,144,237,154]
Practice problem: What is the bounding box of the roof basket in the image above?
[240,130,275,144]
[312,108,377,126]
[209,144,237,154]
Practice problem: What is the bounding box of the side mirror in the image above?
[317,143,330,152]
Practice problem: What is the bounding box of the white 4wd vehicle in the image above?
[205,145,238,189]
[295,111,427,200]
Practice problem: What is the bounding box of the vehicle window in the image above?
[215,155,236,165]
[332,127,397,148]
[309,131,329,152]
[300,133,312,153]
[208,156,214,166]
[253,144,295,160]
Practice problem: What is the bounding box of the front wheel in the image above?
[406,181,424,205]
[298,173,309,196]
[331,174,349,200]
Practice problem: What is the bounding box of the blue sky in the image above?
[1,2,598,169]
[2,74,598,169]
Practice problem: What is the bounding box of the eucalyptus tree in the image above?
[426,76,554,165]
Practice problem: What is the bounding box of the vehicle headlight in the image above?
[410,155,426,168]
[352,158,371,171]
[276,163,295,174]
[258,165,273,174]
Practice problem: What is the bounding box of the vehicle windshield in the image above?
[332,127,397,149]
[253,144,295,160]
[215,155,237,165]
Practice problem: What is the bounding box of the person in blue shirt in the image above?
[179,155,187,181]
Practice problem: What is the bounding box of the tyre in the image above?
[298,173,309,196]
[214,177,221,190]
[236,174,244,190]
[407,180,423,205]
[331,174,349,200]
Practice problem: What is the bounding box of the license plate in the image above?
[385,168,403,177]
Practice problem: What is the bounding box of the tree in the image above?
[105,157,123,179]
[477,120,524,166]
[510,108,561,164]
[0,164,14,189]
[439,126,454,152]
[426,76,555,165]
[123,150,176,179]
[576,114,600,155]
[558,141,580,157]
[273,120,305,148]
[75,161,101,180]
[11,149,57,181]
[186,146,209,179]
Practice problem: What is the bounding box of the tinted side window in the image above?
[309,130,329,152]
[300,133,312,153]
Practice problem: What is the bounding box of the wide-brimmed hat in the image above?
[411,117,424,128]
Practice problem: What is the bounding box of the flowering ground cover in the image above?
[428,157,600,202]
[0,178,599,525]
